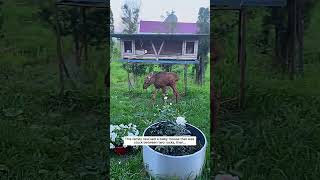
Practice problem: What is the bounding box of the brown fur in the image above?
[143,72,179,103]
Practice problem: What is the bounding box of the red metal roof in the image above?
[139,21,199,34]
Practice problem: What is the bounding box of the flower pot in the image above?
[143,122,207,180]
[113,146,128,155]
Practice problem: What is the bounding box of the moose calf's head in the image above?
[143,73,155,89]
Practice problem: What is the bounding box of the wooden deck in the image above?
[118,59,200,64]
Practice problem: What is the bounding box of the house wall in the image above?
[120,39,198,60]
[134,40,158,55]
[160,40,183,55]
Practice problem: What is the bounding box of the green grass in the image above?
[0,1,108,179]
[1,0,320,180]
[0,64,108,180]
[212,6,320,179]
[214,77,320,179]
[110,61,211,179]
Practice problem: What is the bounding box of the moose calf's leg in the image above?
[152,89,158,104]
[171,85,179,103]
[161,87,167,102]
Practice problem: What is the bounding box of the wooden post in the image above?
[158,41,164,56]
[210,37,216,133]
[151,41,158,60]
[54,4,64,94]
[81,7,88,64]
[210,10,217,175]
[200,57,205,85]
[238,8,247,109]
[127,71,131,90]
[75,7,81,66]
[184,64,188,95]
[288,0,297,80]
[292,0,297,79]
[237,9,241,64]
[297,0,304,75]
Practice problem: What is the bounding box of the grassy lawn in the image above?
[213,62,320,179]
[110,61,211,179]
[211,4,320,179]
[1,1,320,180]
[0,62,108,180]
[0,2,107,179]
[211,19,320,178]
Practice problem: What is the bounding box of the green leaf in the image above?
[0,164,8,172]
[234,158,247,170]
[38,169,49,174]
[3,108,23,117]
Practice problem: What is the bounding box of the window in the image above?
[124,41,132,53]
[186,42,195,54]
[160,40,183,55]
[135,40,154,54]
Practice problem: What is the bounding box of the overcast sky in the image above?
[110,0,209,33]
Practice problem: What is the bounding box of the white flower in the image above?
[110,125,116,132]
[111,125,120,130]
[176,116,187,126]
[164,96,168,100]
[110,143,115,149]
[128,132,134,136]
[170,103,172,105]
[134,130,139,136]
[128,123,132,127]
[110,132,117,142]
[119,124,128,128]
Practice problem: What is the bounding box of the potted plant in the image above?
[110,123,139,155]
[142,101,207,179]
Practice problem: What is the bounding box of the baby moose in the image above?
[143,72,180,103]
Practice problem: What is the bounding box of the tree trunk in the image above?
[81,8,88,65]
[288,0,297,80]
[195,57,203,85]
[200,57,204,85]
[238,8,247,109]
[74,32,81,66]
[273,7,281,65]
[132,64,137,87]
[296,0,304,75]
[194,64,199,84]
[54,4,64,95]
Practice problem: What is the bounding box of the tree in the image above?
[159,10,178,72]
[120,0,147,88]
[195,7,210,85]
[110,7,114,34]
[38,2,108,66]
[110,7,114,53]
[121,0,140,34]
[0,0,4,40]
[259,0,317,75]
[164,10,178,33]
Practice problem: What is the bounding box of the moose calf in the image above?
[143,72,179,103]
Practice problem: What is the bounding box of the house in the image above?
[111,18,207,62]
